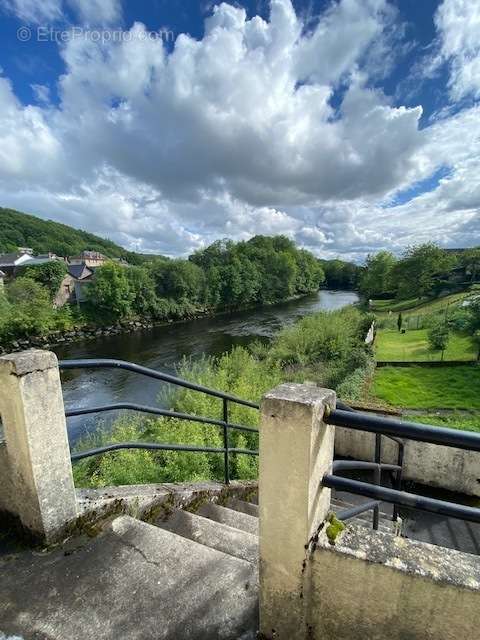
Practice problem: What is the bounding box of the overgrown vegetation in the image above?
[73,306,371,487]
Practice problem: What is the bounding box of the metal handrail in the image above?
[324,407,480,527]
[59,358,260,483]
[59,358,260,409]
[323,474,480,524]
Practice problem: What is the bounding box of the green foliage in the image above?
[326,513,345,545]
[359,251,396,298]
[391,243,457,299]
[319,259,360,290]
[86,262,134,321]
[0,277,74,341]
[397,312,403,332]
[0,207,135,260]
[73,347,282,487]
[126,266,158,315]
[73,307,371,488]
[20,261,67,298]
[427,320,450,352]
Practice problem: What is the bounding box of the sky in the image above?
[0,0,479,262]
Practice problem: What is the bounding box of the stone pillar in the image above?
[0,350,77,542]
[259,383,336,640]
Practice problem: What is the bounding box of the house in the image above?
[69,251,107,268]
[0,249,35,276]
[54,263,94,307]
[0,270,5,290]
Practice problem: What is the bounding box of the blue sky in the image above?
[0,0,479,260]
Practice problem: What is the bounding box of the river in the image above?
[55,289,359,444]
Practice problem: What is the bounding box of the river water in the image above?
[55,289,359,444]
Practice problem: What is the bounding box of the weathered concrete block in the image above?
[310,524,480,639]
[0,349,77,542]
[259,383,335,640]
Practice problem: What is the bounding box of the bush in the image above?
[428,320,450,352]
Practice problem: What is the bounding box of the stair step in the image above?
[197,503,259,536]
[156,508,258,565]
[226,498,259,518]
[330,498,400,535]
[110,516,258,639]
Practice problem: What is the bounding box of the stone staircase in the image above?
[0,493,402,640]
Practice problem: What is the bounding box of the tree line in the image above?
[0,235,326,342]
[359,244,480,300]
[87,235,325,322]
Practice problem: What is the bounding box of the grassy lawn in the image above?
[404,413,480,434]
[375,328,476,362]
[371,366,480,410]
[371,286,479,317]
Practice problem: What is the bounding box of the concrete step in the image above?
[156,508,258,565]
[226,498,259,518]
[197,502,259,536]
[0,515,258,640]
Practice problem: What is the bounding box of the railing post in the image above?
[259,383,336,640]
[222,398,230,484]
[0,350,77,542]
[373,434,381,530]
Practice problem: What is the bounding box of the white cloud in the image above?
[435,0,480,100]
[67,0,122,26]
[31,83,51,103]
[0,0,63,23]
[0,0,477,260]
[0,0,122,25]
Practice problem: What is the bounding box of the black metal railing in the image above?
[335,400,405,529]
[59,358,260,484]
[324,408,480,525]
[60,357,480,530]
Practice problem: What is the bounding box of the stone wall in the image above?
[335,426,480,496]
[309,524,480,640]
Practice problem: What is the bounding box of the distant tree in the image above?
[461,248,480,283]
[21,261,67,298]
[359,251,396,299]
[126,266,157,315]
[149,259,206,304]
[86,263,134,320]
[397,312,403,332]
[392,244,456,299]
[428,320,450,354]
[3,277,56,339]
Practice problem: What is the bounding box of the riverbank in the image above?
[0,290,361,356]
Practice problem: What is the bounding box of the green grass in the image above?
[371,286,479,317]
[404,413,480,434]
[371,366,480,410]
[375,328,476,362]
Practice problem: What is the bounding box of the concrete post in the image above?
[0,350,77,542]
[259,383,336,640]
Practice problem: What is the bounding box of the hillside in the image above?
[0,207,143,262]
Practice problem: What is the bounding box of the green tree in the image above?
[359,251,396,298]
[428,320,450,354]
[86,262,134,320]
[2,277,56,339]
[149,259,206,304]
[392,244,456,299]
[21,261,67,298]
[126,266,157,315]
[461,248,480,283]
